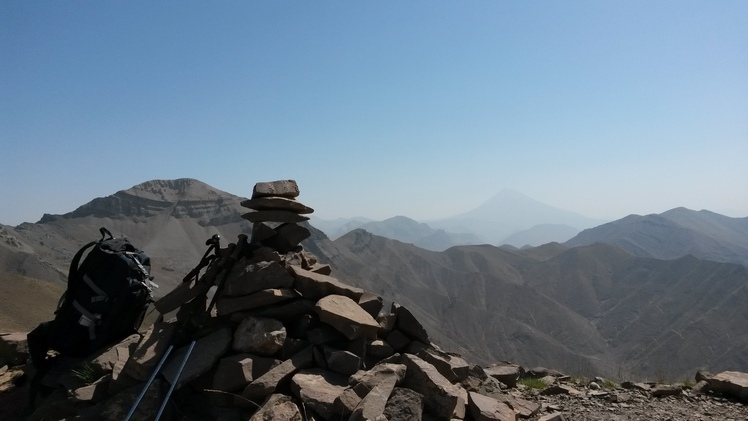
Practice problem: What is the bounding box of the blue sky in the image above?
[2,1,747,226]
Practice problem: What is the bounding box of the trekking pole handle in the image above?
[231,234,247,259]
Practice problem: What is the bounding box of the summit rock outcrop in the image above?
[1,180,748,420]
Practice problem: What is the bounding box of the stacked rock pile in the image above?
[21,180,532,420]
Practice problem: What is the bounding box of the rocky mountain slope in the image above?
[1,179,746,383]
[333,215,484,251]
[314,231,748,380]
[566,207,748,266]
[1,189,746,420]
[2,211,747,420]
[1,178,254,289]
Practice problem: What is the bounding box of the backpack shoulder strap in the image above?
[68,240,98,291]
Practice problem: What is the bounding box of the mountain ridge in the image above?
[566,207,748,266]
[1,178,747,381]
[312,188,608,247]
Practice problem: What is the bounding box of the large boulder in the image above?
[401,353,467,419]
[315,294,380,340]
[232,316,287,356]
[290,368,349,420]
[708,371,748,402]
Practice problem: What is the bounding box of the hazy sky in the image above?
[2,1,747,226]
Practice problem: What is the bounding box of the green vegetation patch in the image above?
[518,377,548,390]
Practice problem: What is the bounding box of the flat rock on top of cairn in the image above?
[241,197,314,214]
[252,180,300,199]
[242,210,310,223]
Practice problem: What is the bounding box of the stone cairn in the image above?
[15,180,528,421]
[3,180,747,420]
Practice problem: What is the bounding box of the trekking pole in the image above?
[125,234,222,421]
[154,234,249,421]
[125,344,174,420]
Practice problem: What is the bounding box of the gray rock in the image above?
[242,210,309,223]
[607,391,631,403]
[691,379,711,394]
[504,395,540,418]
[323,347,362,376]
[334,386,364,418]
[621,381,650,391]
[484,363,523,388]
[385,329,412,351]
[279,338,311,360]
[252,180,300,199]
[241,196,313,214]
[250,222,279,245]
[468,391,517,421]
[402,353,467,419]
[695,369,714,382]
[358,292,384,319]
[290,265,365,301]
[461,365,507,399]
[216,288,298,315]
[249,393,302,421]
[384,387,424,421]
[0,333,28,366]
[376,311,396,331]
[223,260,295,297]
[306,324,347,345]
[308,263,332,275]
[416,347,470,383]
[88,333,140,374]
[242,345,314,403]
[537,413,567,421]
[232,316,287,356]
[290,368,349,420]
[392,303,430,344]
[212,353,280,392]
[98,379,167,420]
[540,384,583,396]
[526,367,565,378]
[369,339,396,360]
[350,363,408,395]
[708,370,748,402]
[72,374,111,403]
[332,363,407,418]
[350,371,399,421]
[651,384,682,397]
[266,223,312,253]
[161,327,232,390]
[123,321,177,381]
[315,294,380,340]
[246,298,316,323]
[283,250,315,268]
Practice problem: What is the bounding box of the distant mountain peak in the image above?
[434,189,605,244]
[484,188,540,205]
[566,207,748,265]
[125,178,230,202]
[40,178,244,223]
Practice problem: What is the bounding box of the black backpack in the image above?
[28,227,156,367]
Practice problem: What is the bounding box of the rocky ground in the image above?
[1,361,747,420]
[514,378,748,421]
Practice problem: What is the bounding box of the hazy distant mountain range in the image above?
[566,207,748,266]
[311,188,607,250]
[1,178,747,380]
